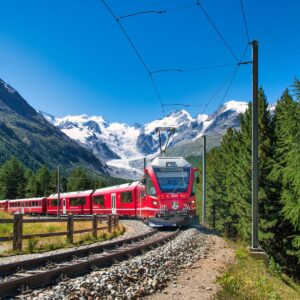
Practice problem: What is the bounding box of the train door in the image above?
[21,202,24,214]
[63,198,66,214]
[111,193,116,215]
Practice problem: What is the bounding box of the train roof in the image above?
[94,181,140,194]
[150,157,191,168]
[0,200,8,203]
[49,190,94,199]
[7,197,46,202]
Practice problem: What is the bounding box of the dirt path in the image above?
[147,234,235,300]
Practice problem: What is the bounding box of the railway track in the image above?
[0,229,179,298]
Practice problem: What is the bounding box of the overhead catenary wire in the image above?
[163,103,206,107]
[117,2,198,20]
[158,43,252,113]
[150,63,238,75]
[240,0,251,43]
[101,0,253,123]
[101,0,166,118]
[217,42,251,109]
[196,0,239,63]
[202,66,240,113]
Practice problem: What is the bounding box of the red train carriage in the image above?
[7,198,47,215]
[143,157,198,227]
[92,182,144,216]
[0,156,198,228]
[0,200,8,212]
[47,190,93,215]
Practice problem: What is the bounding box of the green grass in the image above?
[216,243,300,300]
[0,212,13,237]
[0,216,126,255]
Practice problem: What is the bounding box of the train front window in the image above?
[153,167,190,193]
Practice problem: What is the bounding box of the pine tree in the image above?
[35,165,52,196]
[67,167,93,192]
[0,157,26,199]
[221,128,244,238]
[25,169,39,197]
[282,79,300,231]
[206,146,226,232]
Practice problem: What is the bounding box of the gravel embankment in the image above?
[27,228,211,300]
[0,220,150,265]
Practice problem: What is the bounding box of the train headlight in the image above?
[152,201,159,206]
[191,200,195,204]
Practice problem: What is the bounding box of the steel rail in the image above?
[0,230,179,298]
[0,230,156,275]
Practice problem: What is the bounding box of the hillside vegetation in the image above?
[197,79,300,278]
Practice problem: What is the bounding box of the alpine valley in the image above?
[39,101,258,179]
[0,77,275,180]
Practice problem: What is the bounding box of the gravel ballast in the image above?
[27,228,211,300]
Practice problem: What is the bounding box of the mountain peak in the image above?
[0,78,16,94]
[221,100,248,114]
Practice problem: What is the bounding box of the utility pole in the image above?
[57,165,61,218]
[143,157,146,169]
[202,135,206,224]
[251,40,259,250]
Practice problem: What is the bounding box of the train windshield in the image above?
[153,167,190,193]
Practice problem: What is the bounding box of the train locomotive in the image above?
[143,156,198,227]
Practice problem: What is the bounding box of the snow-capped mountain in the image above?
[39,100,249,179]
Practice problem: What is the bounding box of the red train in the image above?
[0,157,198,227]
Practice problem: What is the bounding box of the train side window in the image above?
[52,199,58,206]
[93,195,105,207]
[146,176,156,196]
[70,197,86,206]
[121,192,132,203]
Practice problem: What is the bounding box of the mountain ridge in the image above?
[0,78,108,175]
[38,100,252,179]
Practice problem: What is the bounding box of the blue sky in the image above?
[0,0,299,124]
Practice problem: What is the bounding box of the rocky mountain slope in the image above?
[0,78,108,175]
